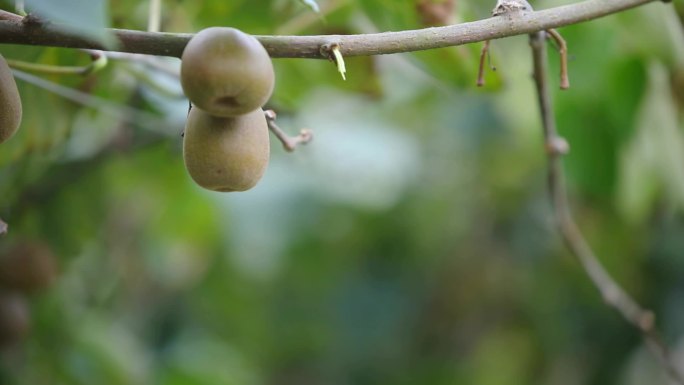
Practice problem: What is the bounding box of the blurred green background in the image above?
[1,0,684,384]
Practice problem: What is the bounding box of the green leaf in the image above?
[616,4,684,67]
[25,0,114,47]
[617,61,684,223]
[70,318,152,385]
[160,331,260,385]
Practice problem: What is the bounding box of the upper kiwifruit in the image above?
[181,27,275,117]
[0,54,22,144]
[183,106,270,192]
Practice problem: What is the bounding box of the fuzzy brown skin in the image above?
[0,54,22,144]
[183,107,270,192]
[181,27,274,117]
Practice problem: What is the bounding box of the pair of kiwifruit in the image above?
[3,27,271,192]
[181,27,274,192]
[0,54,22,144]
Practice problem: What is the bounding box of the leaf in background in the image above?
[416,0,455,26]
[616,4,684,67]
[70,318,152,385]
[616,123,660,224]
[298,0,321,14]
[159,330,260,385]
[618,61,684,223]
[356,0,501,88]
[272,55,383,109]
[554,22,628,199]
[25,0,114,47]
[411,45,502,89]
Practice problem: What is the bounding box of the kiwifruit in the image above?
[181,27,275,117]
[0,241,57,293]
[183,107,270,192]
[0,54,22,144]
[0,291,30,346]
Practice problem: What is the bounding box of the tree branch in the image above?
[529,30,684,385]
[0,0,661,59]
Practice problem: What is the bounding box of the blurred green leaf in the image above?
[618,61,684,223]
[470,329,536,385]
[357,0,501,88]
[160,331,260,385]
[616,4,684,67]
[69,318,152,385]
[24,0,114,46]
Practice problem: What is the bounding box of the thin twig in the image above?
[11,69,173,134]
[477,40,489,87]
[0,0,663,58]
[99,51,180,78]
[546,29,570,89]
[529,30,684,384]
[117,61,184,97]
[5,49,107,76]
[0,218,7,235]
[264,110,313,152]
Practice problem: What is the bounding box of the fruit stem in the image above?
[264,110,313,152]
[546,28,570,89]
[477,40,491,87]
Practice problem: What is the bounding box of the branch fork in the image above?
[492,0,533,16]
[528,17,684,385]
[479,0,570,89]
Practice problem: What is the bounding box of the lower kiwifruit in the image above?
[183,107,270,192]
